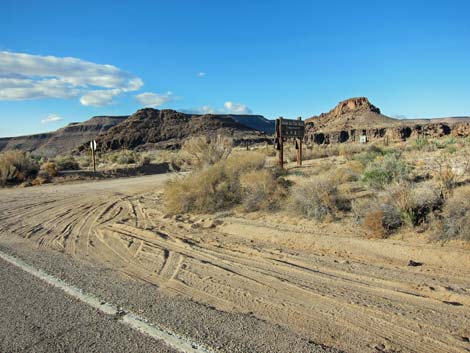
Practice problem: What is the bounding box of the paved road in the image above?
[0,257,178,353]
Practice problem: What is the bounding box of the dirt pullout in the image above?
[0,176,469,353]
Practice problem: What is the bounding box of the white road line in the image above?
[0,250,215,353]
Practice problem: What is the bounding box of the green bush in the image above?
[107,150,137,165]
[54,155,80,170]
[361,153,410,189]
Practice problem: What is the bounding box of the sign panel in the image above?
[90,140,97,151]
[275,118,305,138]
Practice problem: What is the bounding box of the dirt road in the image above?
[0,174,469,353]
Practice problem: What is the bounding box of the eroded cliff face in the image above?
[0,116,128,157]
[304,98,470,144]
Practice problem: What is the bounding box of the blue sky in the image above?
[1,0,469,137]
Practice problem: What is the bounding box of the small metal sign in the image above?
[275,118,305,138]
[90,140,97,151]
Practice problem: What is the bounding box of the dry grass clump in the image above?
[180,135,233,170]
[0,150,39,186]
[240,169,286,212]
[164,152,281,214]
[40,162,58,178]
[288,174,350,221]
[437,185,470,241]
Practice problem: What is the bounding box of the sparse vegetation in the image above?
[164,152,275,214]
[180,135,233,170]
[54,155,80,170]
[0,150,39,186]
[40,161,58,178]
[437,185,470,241]
[288,174,349,221]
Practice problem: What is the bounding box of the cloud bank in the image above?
[0,51,143,106]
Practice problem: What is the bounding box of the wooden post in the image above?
[297,138,303,166]
[297,117,302,166]
[277,117,284,169]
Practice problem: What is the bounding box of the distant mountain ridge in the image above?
[0,116,128,157]
[0,110,273,157]
[79,108,270,152]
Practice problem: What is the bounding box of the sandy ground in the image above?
[0,174,469,353]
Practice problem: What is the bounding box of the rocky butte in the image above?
[304,97,470,144]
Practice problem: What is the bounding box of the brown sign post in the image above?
[275,117,305,168]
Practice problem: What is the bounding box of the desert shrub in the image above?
[429,153,469,198]
[363,204,402,238]
[437,186,470,241]
[380,183,442,227]
[164,152,271,214]
[40,161,58,178]
[338,143,367,158]
[139,153,152,166]
[0,150,39,186]
[353,145,386,166]
[354,197,402,238]
[107,150,137,165]
[354,182,442,236]
[412,137,432,151]
[32,170,52,185]
[361,153,410,189]
[307,145,341,160]
[334,166,359,183]
[345,160,365,174]
[153,150,184,171]
[181,135,233,170]
[77,155,91,168]
[288,174,349,221]
[240,169,286,211]
[54,155,79,170]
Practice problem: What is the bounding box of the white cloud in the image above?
[0,51,143,106]
[223,101,252,114]
[196,72,206,77]
[180,105,219,114]
[41,114,63,124]
[181,101,253,115]
[135,91,177,108]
